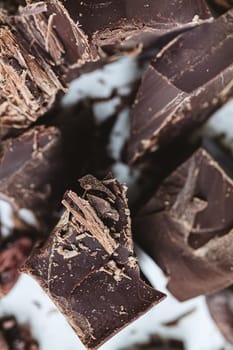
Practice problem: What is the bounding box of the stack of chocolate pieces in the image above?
[0,0,233,349]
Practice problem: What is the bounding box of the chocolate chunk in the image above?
[0,316,39,350]
[128,10,233,164]
[22,175,165,349]
[0,0,93,139]
[134,148,233,300]
[61,0,211,54]
[207,287,233,344]
[0,126,63,234]
[0,233,33,295]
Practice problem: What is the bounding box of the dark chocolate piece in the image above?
[128,9,233,164]
[0,0,212,138]
[61,0,211,54]
[0,233,33,295]
[120,334,184,350]
[134,148,233,300]
[22,175,165,349]
[0,126,63,234]
[207,288,233,344]
[0,0,93,139]
[0,316,39,350]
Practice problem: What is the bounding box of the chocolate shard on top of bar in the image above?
[134,148,233,301]
[207,287,233,344]
[60,0,212,54]
[0,125,63,234]
[22,175,165,349]
[128,9,233,164]
[0,315,39,350]
[0,0,94,139]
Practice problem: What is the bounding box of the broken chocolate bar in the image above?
[0,0,94,139]
[0,126,63,234]
[60,0,211,54]
[207,287,233,344]
[22,175,165,349]
[128,9,233,164]
[0,0,212,138]
[134,148,233,300]
[0,316,39,350]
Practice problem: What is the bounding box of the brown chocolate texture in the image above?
[134,148,233,301]
[0,234,33,295]
[61,0,211,53]
[0,0,212,139]
[0,126,63,233]
[22,175,165,349]
[0,316,39,350]
[0,0,93,139]
[128,9,233,164]
[207,287,233,344]
[210,0,233,9]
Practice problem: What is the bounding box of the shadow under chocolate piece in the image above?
[0,126,63,234]
[0,316,39,350]
[22,175,165,349]
[209,0,233,10]
[207,287,233,344]
[61,0,211,54]
[134,148,233,301]
[120,334,184,350]
[128,9,233,165]
[0,0,93,139]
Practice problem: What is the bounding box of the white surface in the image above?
[62,57,140,107]
[0,199,14,238]
[202,100,233,154]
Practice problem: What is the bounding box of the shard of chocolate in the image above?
[22,175,165,349]
[0,0,94,139]
[128,9,233,164]
[134,148,233,301]
[0,126,63,234]
[207,287,233,344]
[0,316,39,350]
[61,0,212,54]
